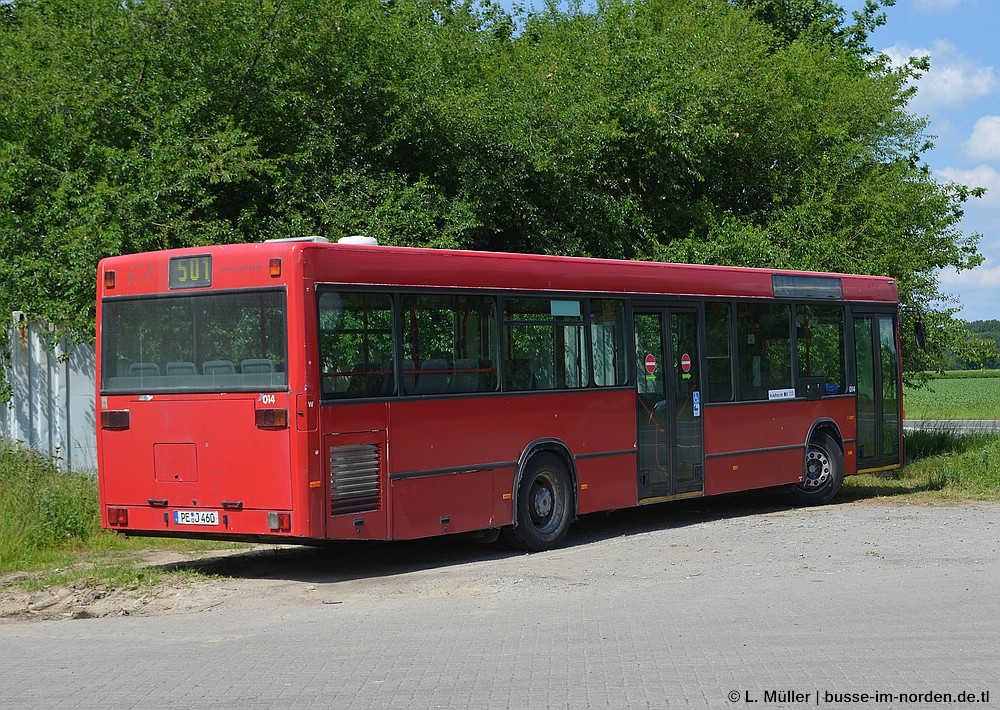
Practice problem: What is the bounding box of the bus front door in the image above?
[853,312,902,472]
[634,307,704,502]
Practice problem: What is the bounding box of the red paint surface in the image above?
[96,241,894,542]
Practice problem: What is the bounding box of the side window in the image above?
[591,299,627,387]
[318,291,395,399]
[400,294,498,395]
[705,302,734,402]
[736,303,792,401]
[504,298,588,390]
[796,304,846,395]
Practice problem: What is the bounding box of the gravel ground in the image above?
[3,495,997,623]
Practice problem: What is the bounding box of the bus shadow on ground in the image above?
[152,486,893,585]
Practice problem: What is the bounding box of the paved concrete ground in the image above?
[2,499,998,709]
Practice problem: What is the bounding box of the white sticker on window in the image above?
[550,300,581,317]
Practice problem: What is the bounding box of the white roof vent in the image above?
[337,235,379,246]
[264,236,330,243]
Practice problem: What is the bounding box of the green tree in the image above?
[0,0,985,392]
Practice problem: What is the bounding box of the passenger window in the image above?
[400,294,498,395]
[503,298,587,390]
[591,300,627,387]
[796,304,846,395]
[318,292,394,399]
[705,302,734,402]
[736,303,792,401]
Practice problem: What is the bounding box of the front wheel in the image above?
[787,433,844,506]
[500,453,574,552]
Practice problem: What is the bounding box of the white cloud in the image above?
[940,260,1000,287]
[966,116,1000,161]
[882,40,997,113]
[938,164,1000,204]
[939,253,1000,321]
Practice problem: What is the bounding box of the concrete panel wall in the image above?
[1,321,97,471]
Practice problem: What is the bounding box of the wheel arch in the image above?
[511,438,579,529]
[805,418,843,456]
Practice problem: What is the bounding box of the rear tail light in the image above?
[267,512,291,532]
[100,410,130,430]
[255,408,288,429]
[107,507,128,526]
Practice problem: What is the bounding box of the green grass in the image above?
[843,430,1000,501]
[904,375,1000,420]
[0,442,101,573]
[0,441,244,589]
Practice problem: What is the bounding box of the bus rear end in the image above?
[96,243,316,541]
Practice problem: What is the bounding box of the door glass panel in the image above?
[879,316,900,463]
[854,316,877,465]
[672,311,702,490]
[635,313,668,495]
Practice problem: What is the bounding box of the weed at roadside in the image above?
[843,432,1000,501]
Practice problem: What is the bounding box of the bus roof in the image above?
[99,241,898,303]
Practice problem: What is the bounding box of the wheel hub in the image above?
[803,449,830,490]
[532,486,553,519]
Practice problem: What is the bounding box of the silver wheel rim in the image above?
[528,470,564,534]
[801,447,831,490]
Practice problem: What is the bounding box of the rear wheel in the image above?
[787,432,843,506]
[500,453,574,551]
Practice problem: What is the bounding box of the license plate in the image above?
[173,510,220,526]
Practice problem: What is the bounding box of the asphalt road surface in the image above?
[2,497,998,709]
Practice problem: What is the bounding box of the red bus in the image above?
[96,238,902,551]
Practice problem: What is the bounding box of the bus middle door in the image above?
[634,307,704,503]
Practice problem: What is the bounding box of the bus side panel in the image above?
[702,398,856,496]
[574,454,639,514]
[385,390,636,535]
[391,470,496,539]
[704,449,805,497]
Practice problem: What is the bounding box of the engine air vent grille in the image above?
[329,444,381,515]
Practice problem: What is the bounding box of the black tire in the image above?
[500,453,574,551]
[787,432,844,506]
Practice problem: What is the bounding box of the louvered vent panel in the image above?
[329,444,381,515]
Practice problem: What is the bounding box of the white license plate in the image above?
[173,510,220,526]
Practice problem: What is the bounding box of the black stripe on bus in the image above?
[390,461,518,481]
[704,443,805,459]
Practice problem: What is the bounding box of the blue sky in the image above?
[840,0,999,321]
[499,0,999,321]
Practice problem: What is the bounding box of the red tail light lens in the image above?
[267,512,291,532]
[107,507,128,526]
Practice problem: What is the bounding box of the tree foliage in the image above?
[0,0,985,380]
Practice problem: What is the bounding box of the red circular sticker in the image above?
[680,353,692,373]
[644,354,657,374]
